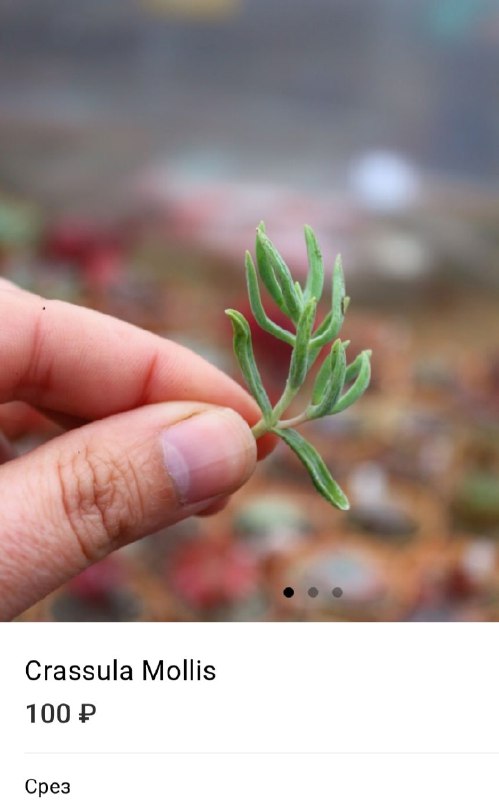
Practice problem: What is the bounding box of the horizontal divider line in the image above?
[25,752,499,756]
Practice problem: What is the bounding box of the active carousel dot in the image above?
[283,587,295,598]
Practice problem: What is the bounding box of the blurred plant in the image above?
[226,223,371,510]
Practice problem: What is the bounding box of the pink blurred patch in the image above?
[66,557,125,603]
[168,538,259,611]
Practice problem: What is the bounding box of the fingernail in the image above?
[161,409,256,506]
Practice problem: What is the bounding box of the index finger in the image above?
[0,283,275,457]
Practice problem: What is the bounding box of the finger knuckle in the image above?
[57,444,144,560]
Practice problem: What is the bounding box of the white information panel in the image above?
[1,623,498,798]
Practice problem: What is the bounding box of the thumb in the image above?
[0,402,256,619]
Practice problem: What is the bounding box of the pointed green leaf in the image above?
[330,255,346,337]
[225,309,273,421]
[310,255,346,348]
[288,298,317,390]
[306,310,332,368]
[306,343,322,372]
[274,428,350,510]
[311,348,334,406]
[331,350,371,414]
[314,309,332,339]
[344,349,371,383]
[255,223,285,312]
[309,339,347,417]
[303,225,324,303]
[245,252,295,346]
[257,228,302,323]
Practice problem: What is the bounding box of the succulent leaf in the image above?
[288,298,317,390]
[255,223,285,311]
[310,255,345,348]
[245,251,295,346]
[256,228,302,323]
[303,224,324,303]
[275,428,350,510]
[331,350,371,414]
[308,339,347,417]
[225,309,273,421]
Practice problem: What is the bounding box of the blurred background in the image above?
[1,0,498,621]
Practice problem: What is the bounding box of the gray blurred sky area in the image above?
[0,0,498,209]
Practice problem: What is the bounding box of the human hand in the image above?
[0,279,273,619]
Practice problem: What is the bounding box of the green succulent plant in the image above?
[226,222,372,510]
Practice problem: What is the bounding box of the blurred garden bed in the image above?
[1,188,498,622]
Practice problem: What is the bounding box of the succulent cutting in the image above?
[226,223,372,510]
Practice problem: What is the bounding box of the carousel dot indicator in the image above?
[332,587,343,598]
[307,586,319,598]
[283,587,295,598]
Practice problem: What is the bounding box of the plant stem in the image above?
[275,411,309,430]
[272,382,298,420]
[251,382,302,439]
[251,417,269,438]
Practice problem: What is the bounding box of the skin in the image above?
[0,279,275,620]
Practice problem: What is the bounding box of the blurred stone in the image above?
[461,540,497,584]
[413,357,457,391]
[349,461,390,506]
[418,436,454,478]
[452,470,499,532]
[347,504,418,540]
[234,496,312,555]
[51,590,141,621]
[401,410,450,437]
[135,517,202,573]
